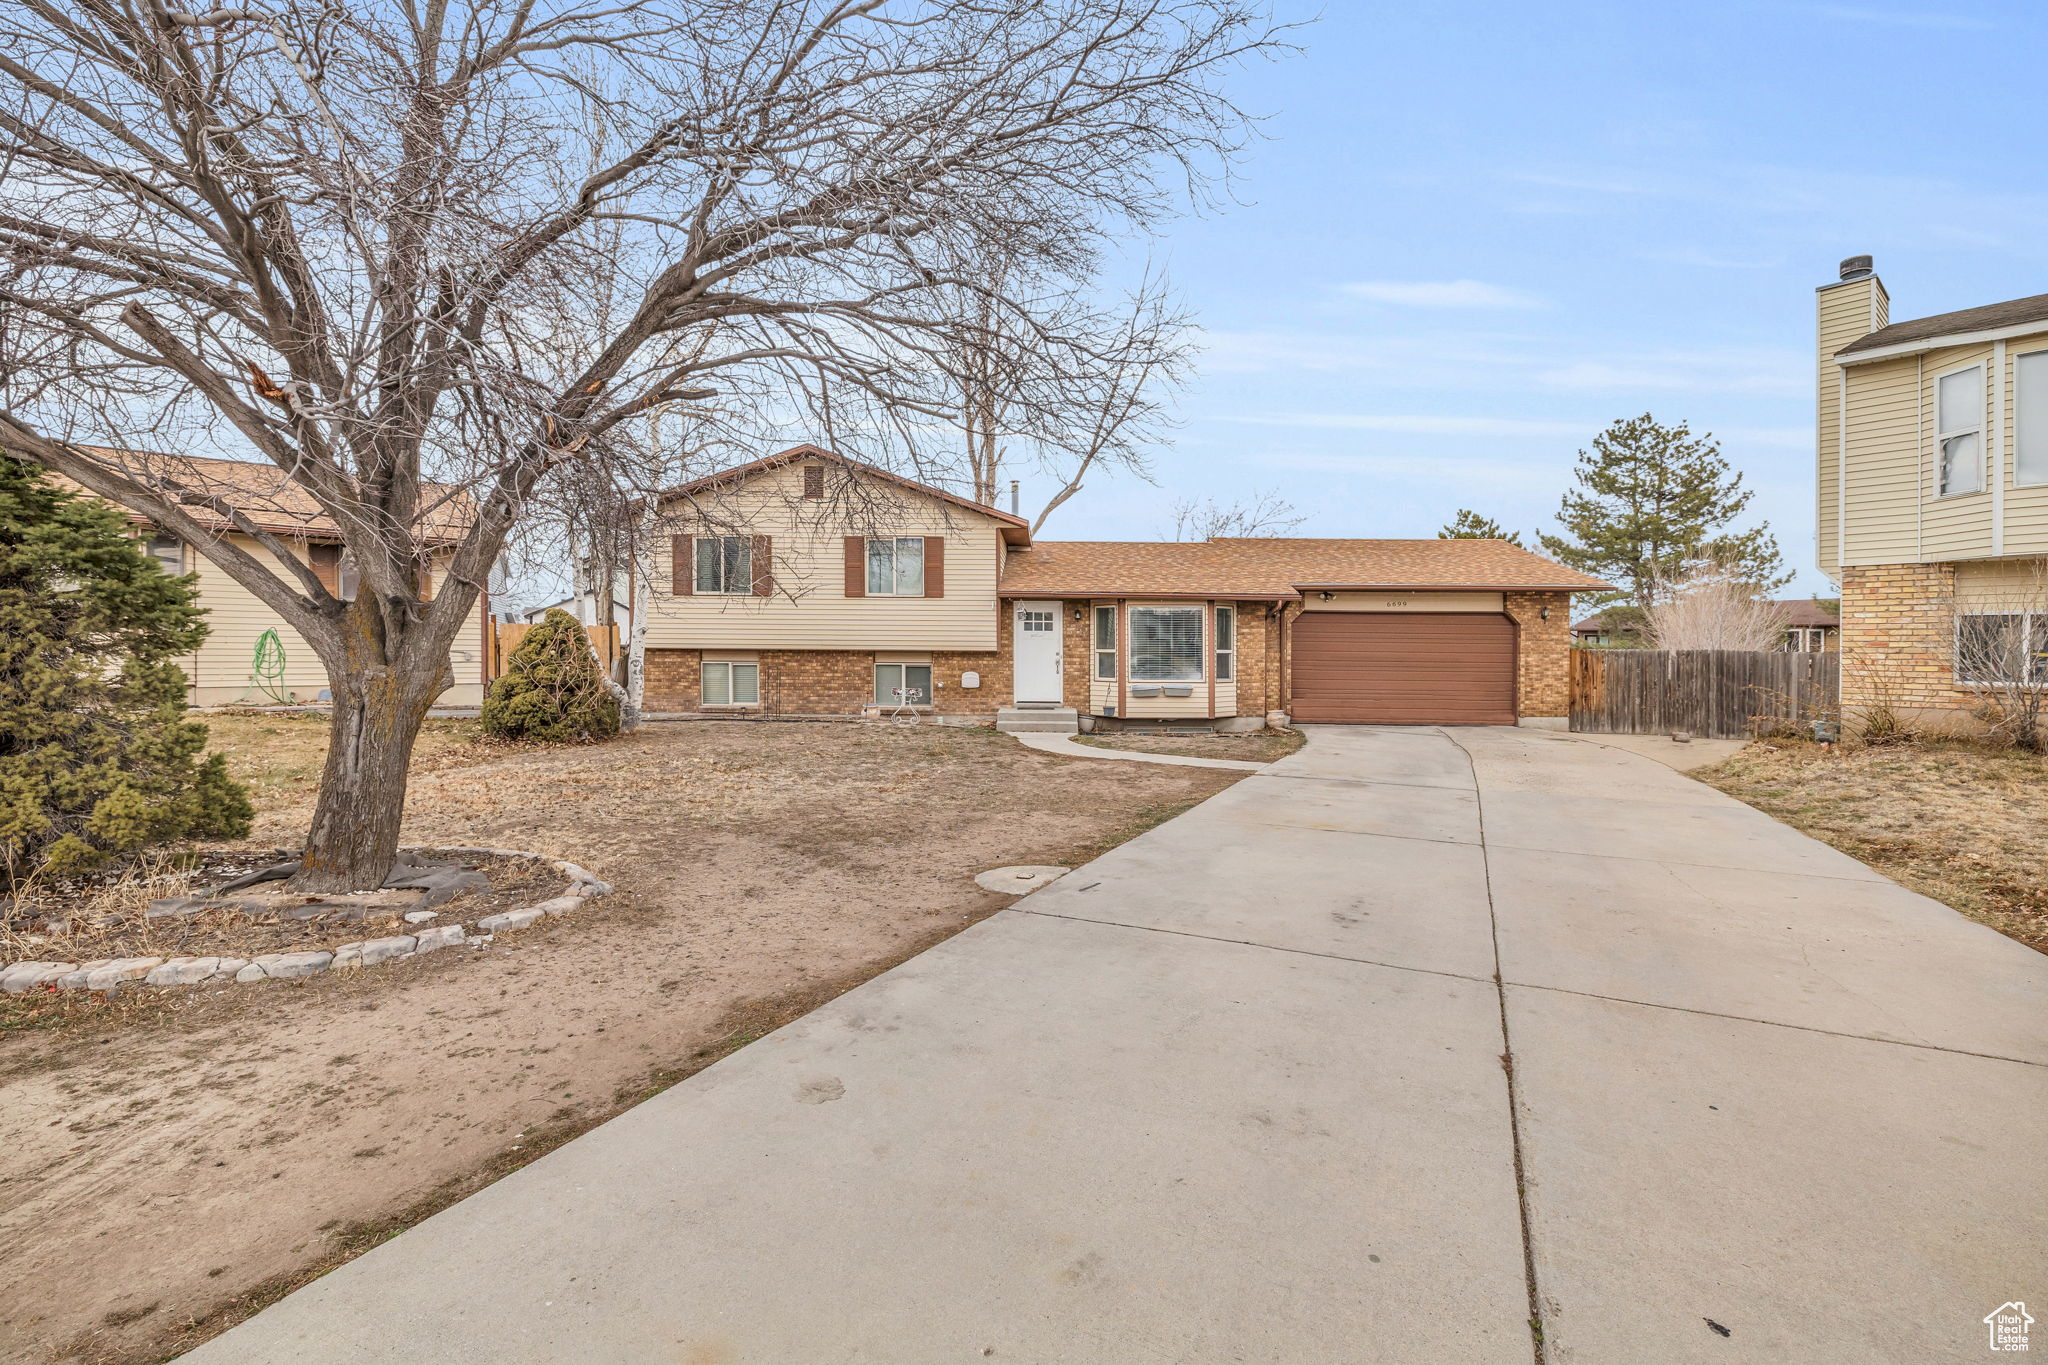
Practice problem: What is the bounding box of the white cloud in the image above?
[1338,279,1543,309]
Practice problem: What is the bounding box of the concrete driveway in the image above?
[185,726,2048,1364]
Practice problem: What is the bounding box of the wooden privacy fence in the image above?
[1569,649,1839,740]
[486,621,620,681]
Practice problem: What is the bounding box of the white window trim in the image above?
[2015,348,2048,489]
[864,536,926,596]
[1127,604,1206,683]
[1933,362,1986,500]
[1214,605,1235,682]
[701,658,760,707]
[694,536,754,595]
[873,661,935,708]
[1093,604,1117,680]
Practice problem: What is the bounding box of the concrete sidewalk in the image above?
[185,726,2048,1364]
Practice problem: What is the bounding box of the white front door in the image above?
[1012,601,1063,703]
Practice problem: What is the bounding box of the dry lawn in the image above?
[1076,729,1305,764]
[1698,737,2048,955]
[0,717,1241,1364]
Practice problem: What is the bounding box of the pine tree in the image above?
[480,608,621,743]
[1539,414,1791,607]
[1439,509,1523,545]
[0,456,252,885]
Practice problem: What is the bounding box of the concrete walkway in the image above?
[1011,729,1270,770]
[186,727,2048,1365]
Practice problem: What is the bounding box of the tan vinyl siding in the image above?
[181,535,486,705]
[1816,278,1883,576]
[1919,343,1996,561]
[644,460,1004,650]
[1839,355,1921,564]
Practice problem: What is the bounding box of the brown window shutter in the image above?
[751,535,773,596]
[803,464,824,498]
[671,536,693,595]
[844,536,866,597]
[309,543,341,594]
[923,536,944,598]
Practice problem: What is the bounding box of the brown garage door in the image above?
[1291,612,1517,725]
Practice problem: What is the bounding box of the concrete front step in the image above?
[996,707,1079,734]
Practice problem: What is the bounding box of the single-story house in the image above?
[1571,599,1841,651]
[55,451,491,707]
[631,446,1610,730]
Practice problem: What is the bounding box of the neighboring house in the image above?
[1571,599,1840,651]
[632,446,1608,729]
[56,452,491,706]
[1819,256,2048,724]
[520,596,629,625]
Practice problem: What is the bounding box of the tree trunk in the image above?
[293,670,438,892]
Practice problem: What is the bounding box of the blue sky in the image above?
[1025,0,2048,594]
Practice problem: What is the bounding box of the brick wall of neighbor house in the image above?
[1839,562,1961,712]
[1505,591,1572,719]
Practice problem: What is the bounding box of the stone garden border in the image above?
[0,846,613,997]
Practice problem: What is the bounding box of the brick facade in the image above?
[644,647,1002,716]
[1838,562,1963,715]
[1505,591,1573,719]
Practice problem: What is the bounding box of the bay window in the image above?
[1129,606,1204,681]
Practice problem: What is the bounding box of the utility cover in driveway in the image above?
[1290,612,1516,724]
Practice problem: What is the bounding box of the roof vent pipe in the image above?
[1009,479,1020,515]
[1838,254,1874,282]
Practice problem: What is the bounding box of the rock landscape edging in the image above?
[0,847,613,997]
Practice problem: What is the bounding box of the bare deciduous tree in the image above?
[1167,488,1307,540]
[1947,563,2048,752]
[0,0,1280,888]
[1643,552,1790,652]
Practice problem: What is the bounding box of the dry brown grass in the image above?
[1697,737,2048,954]
[196,709,487,810]
[1075,729,1305,763]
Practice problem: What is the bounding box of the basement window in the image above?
[1936,364,1984,497]
[1955,613,2048,686]
[701,660,759,706]
[874,662,932,706]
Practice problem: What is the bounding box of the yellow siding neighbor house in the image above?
[61,454,490,707]
[1818,256,2048,724]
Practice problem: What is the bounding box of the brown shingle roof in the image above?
[57,449,473,543]
[998,538,1611,600]
[1836,292,2048,357]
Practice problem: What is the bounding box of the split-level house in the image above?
[57,452,491,707]
[632,446,1607,729]
[1818,256,2048,724]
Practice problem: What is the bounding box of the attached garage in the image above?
[1290,612,1518,725]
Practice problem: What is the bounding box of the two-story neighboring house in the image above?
[1818,256,2048,725]
[633,446,1608,730]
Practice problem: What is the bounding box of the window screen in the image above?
[2018,351,2048,486]
[875,663,932,705]
[1129,607,1203,681]
[1215,606,1235,681]
[702,661,759,704]
[1093,605,1117,679]
[1937,366,1984,496]
[866,537,925,595]
[695,537,752,593]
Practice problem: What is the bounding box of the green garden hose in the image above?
[244,627,293,705]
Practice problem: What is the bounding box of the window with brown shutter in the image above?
[803,464,824,498]
[924,536,944,598]
[843,536,866,597]
[750,535,773,596]
[670,535,693,595]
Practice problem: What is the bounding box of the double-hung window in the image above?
[2017,350,2048,487]
[694,536,752,594]
[874,662,933,706]
[1129,606,1204,682]
[143,534,183,574]
[865,537,925,595]
[702,660,759,705]
[1936,365,1984,497]
[1956,613,2048,686]
[1093,606,1117,679]
[1214,606,1235,681]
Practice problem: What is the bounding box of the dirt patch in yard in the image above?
[1698,738,2048,955]
[1076,729,1305,764]
[0,720,1239,1364]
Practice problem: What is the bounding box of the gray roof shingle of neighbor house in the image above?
[997,538,1612,600]
[1835,291,2048,356]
